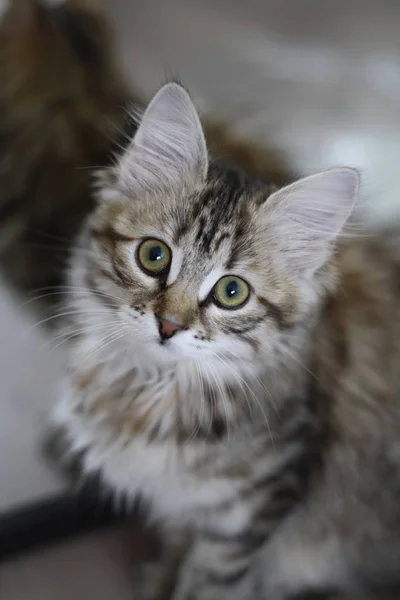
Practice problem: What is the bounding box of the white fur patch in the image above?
[198,268,225,301]
[53,380,257,529]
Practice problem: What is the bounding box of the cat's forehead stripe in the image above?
[191,168,246,241]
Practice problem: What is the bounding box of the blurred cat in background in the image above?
[0,0,289,315]
[0,0,133,306]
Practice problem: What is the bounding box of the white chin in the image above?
[159,340,197,362]
[149,339,182,363]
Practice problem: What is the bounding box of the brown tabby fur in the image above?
[9,4,400,600]
[49,76,400,599]
[262,231,400,598]
[0,0,290,312]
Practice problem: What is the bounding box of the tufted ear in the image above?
[264,167,359,277]
[118,83,208,195]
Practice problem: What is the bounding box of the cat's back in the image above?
[338,226,400,328]
[261,226,400,599]
[315,227,400,438]
[310,226,400,579]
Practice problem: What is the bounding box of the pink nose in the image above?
[157,318,185,340]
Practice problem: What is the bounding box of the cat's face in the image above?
[82,169,297,376]
[71,84,358,382]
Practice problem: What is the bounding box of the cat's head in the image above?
[70,83,359,381]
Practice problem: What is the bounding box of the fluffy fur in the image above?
[52,82,400,600]
[6,3,400,599]
[54,85,325,600]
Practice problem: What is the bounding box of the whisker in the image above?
[185,362,205,445]
[213,353,274,443]
[84,327,130,361]
[45,321,124,353]
[26,228,93,249]
[21,288,122,310]
[26,229,89,251]
[198,358,218,441]
[205,357,231,441]
[214,340,280,417]
[26,284,125,305]
[18,242,94,256]
[75,165,107,171]
[20,309,114,336]
[206,347,253,418]
[279,346,324,391]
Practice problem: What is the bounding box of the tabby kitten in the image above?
[52,82,374,600]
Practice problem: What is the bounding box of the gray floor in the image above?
[2,0,400,597]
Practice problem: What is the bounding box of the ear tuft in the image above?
[118,83,208,195]
[265,167,359,277]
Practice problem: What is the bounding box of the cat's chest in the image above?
[57,365,258,524]
[96,436,249,524]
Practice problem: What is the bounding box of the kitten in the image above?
[55,81,400,600]
[0,0,289,315]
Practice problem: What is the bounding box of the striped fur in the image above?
[52,84,359,600]
[55,84,400,600]
[7,5,400,600]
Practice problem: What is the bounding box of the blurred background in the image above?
[107,0,400,223]
[2,0,400,597]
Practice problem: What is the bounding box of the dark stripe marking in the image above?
[257,295,287,329]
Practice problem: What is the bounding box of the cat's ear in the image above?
[264,167,359,277]
[118,83,208,194]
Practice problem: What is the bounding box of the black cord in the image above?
[0,477,132,563]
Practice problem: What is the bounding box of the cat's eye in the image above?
[136,238,171,276]
[212,276,250,309]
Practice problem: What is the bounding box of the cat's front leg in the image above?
[171,533,259,600]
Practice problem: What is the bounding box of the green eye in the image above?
[212,276,250,309]
[136,239,171,276]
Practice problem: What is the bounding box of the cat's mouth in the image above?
[159,338,172,347]
[154,334,199,362]
[157,338,187,359]
[152,334,183,359]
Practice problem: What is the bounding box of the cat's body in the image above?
[4,3,400,599]
[57,208,400,599]
[52,80,400,599]
[55,157,320,599]
[260,231,400,598]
